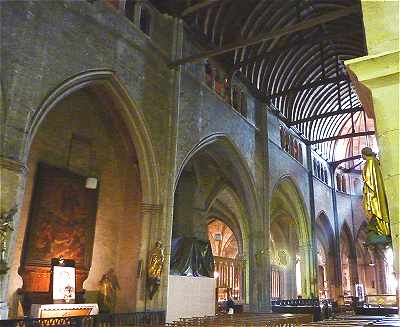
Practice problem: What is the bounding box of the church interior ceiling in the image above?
[150,0,373,161]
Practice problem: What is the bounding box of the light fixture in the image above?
[214,271,219,279]
[368,262,375,267]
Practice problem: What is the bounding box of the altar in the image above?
[31,303,99,318]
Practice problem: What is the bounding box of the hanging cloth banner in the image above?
[170,236,214,278]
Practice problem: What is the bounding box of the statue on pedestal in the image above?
[98,268,119,313]
[361,147,391,245]
[0,207,16,275]
[147,241,165,300]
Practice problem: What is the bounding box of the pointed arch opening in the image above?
[173,135,259,307]
[8,71,159,315]
[270,176,315,299]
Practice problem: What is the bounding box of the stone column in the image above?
[250,231,270,311]
[0,157,27,319]
[329,165,343,302]
[305,144,319,298]
[345,0,399,307]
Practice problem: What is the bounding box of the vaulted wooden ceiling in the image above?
[150,0,373,160]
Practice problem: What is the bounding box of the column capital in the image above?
[345,50,399,84]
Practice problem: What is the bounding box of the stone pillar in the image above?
[345,0,399,307]
[305,145,319,298]
[329,165,343,302]
[0,157,27,319]
[250,232,270,311]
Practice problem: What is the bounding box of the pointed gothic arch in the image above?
[270,176,316,298]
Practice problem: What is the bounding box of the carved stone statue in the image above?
[361,147,391,245]
[147,241,164,300]
[98,268,120,313]
[0,207,17,275]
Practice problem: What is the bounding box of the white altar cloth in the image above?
[31,303,99,318]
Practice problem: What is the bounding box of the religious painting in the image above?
[23,163,99,270]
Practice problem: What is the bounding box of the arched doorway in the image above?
[172,136,258,308]
[270,177,315,299]
[208,218,243,302]
[315,212,336,300]
[270,215,300,299]
[356,223,387,296]
[7,75,158,315]
[340,223,357,302]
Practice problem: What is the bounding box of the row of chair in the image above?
[166,313,313,327]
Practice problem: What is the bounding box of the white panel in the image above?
[166,275,215,323]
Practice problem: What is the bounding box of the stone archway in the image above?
[172,135,263,310]
[356,223,387,295]
[340,222,357,301]
[270,176,315,298]
[5,71,160,316]
[315,212,336,300]
[206,185,249,304]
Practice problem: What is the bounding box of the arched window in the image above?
[271,268,282,299]
[240,91,247,117]
[224,77,231,104]
[336,174,342,191]
[232,86,240,112]
[125,0,135,22]
[280,126,286,149]
[342,175,347,193]
[319,165,324,181]
[284,133,290,152]
[288,135,294,156]
[214,70,224,96]
[298,144,303,164]
[205,60,213,88]
[139,6,151,36]
[313,159,318,175]
[353,177,362,194]
[293,140,299,160]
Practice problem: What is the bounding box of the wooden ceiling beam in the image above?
[181,0,227,18]
[170,5,359,66]
[288,106,363,126]
[232,31,362,69]
[267,76,349,99]
[310,130,374,145]
[330,155,362,167]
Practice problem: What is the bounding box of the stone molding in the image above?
[140,202,162,214]
[0,157,27,175]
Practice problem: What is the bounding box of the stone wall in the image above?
[0,0,374,317]
[1,0,177,313]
